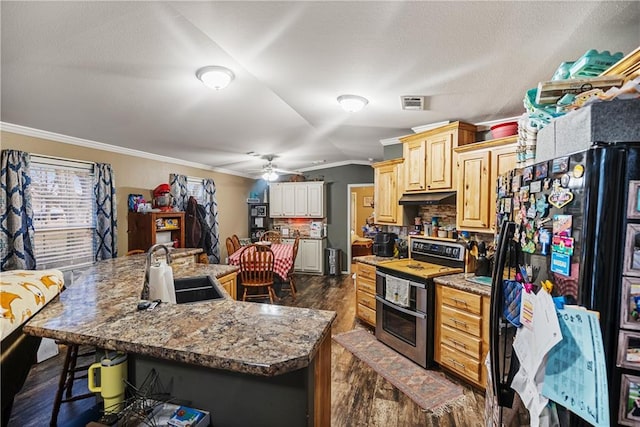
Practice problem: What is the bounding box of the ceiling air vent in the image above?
[401,96,426,111]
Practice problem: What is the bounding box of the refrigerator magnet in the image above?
[522,166,533,182]
[549,181,574,208]
[552,235,574,255]
[553,214,573,237]
[536,194,550,217]
[512,174,521,192]
[627,181,640,219]
[551,252,571,276]
[535,162,548,179]
[539,229,551,255]
[530,180,542,193]
[573,164,585,178]
[551,156,569,173]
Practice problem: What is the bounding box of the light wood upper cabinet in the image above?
[403,139,426,192]
[269,182,325,218]
[426,131,454,190]
[400,122,476,193]
[457,150,490,229]
[455,136,518,233]
[373,158,404,225]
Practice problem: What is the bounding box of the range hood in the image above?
[398,192,456,205]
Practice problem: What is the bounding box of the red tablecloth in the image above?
[228,243,294,279]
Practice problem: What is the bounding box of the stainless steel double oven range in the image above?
[375,236,465,368]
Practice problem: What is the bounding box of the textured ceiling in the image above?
[2,1,639,177]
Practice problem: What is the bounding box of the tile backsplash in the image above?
[272,218,325,238]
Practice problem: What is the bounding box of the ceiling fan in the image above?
[252,155,302,181]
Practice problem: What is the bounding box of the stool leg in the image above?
[50,345,74,427]
[64,345,79,398]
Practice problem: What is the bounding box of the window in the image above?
[31,156,95,269]
[186,177,204,203]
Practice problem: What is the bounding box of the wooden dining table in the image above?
[228,243,295,279]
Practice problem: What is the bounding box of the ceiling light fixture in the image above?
[196,66,235,90]
[337,94,369,112]
[262,171,278,182]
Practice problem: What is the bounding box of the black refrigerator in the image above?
[487,141,640,426]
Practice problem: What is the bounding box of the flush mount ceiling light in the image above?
[337,94,369,112]
[196,66,235,90]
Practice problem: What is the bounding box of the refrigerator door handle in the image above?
[489,220,516,407]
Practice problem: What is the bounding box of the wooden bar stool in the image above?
[50,344,96,426]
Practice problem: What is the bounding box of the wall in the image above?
[1,131,255,259]
[296,164,374,270]
[383,143,403,160]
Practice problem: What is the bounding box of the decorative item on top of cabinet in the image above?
[355,262,377,327]
[128,211,185,252]
[455,135,518,233]
[400,121,477,193]
[434,284,490,388]
[269,182,325,218]
[372,158,404,225]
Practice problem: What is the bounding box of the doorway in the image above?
[346,183,374,272]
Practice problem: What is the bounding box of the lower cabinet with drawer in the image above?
[355,262,377,327]
[435,284,489,388]
[217,272,238,300]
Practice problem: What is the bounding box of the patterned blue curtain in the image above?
[202,178,220,264]
[170,174,188,211]
[94,163,118,261]
[0,150,36,270]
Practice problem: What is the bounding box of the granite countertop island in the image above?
[23,254,336,377]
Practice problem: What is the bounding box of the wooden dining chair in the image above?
[226,237,236,257]
[280,236,300,300]
[260,230,282,244]
[126,249,145,256]
[239,244,277,303]
[231,234,242,252]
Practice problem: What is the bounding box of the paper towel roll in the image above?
[164,265,175,304]
[148,264,164,301]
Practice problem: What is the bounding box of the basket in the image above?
[490,121,518,139]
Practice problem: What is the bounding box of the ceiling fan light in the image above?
[196,66,235,90]
[337,94,369,112]
[262,171,278,181]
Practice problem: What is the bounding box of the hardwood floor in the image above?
[8,270,485,426]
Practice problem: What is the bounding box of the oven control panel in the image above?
[410,237,465,263]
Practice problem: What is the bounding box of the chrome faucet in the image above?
[141,244,172,300]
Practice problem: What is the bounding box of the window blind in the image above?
[30,156,96,269]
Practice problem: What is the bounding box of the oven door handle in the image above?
[375,295,426,319]
[375,271,425,289]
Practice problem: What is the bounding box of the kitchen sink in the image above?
[466,276,493,286]
[174,276,224,304]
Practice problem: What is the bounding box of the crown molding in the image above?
[0,122,255,179]
[379,136,403,146]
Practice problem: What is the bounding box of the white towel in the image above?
[385,276,410,308]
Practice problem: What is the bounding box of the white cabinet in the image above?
[283,238,326,274]
[269,183,283,217]
[282,184,296,216]
[306,182,324,217]
[293,185,308,216]
[269,182,325,218]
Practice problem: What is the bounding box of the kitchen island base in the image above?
[129,333,331,427]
